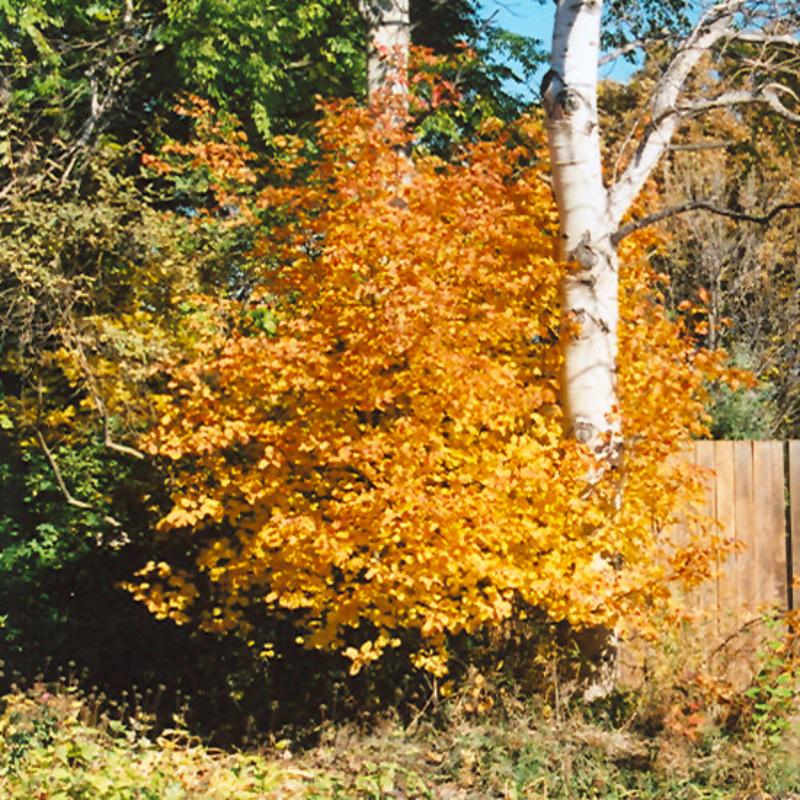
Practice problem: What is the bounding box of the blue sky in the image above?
[477,1,638,97]
[478,0,554,46]
[478,0,552,99]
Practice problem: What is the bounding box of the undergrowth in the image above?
[1,614,799,799]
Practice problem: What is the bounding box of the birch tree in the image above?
[542,0,800,459]
[359,0,410,104]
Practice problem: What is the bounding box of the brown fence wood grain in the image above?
[790,441,800,611]
[622,440,798,685]
[677,440,798,623]
[715,440,737,617]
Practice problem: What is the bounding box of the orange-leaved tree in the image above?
[128,96,733,676]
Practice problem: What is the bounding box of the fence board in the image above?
[694,441,718,621]
[714,441,737,625]
[752,442,770,607]
[790,441,800,610]
[759,441,786,608]
[733,441,757,615]
[768,441,788,608]
[675,440,791,624]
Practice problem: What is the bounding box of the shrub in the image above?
[128,96,735,676]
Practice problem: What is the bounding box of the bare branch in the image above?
[678,84,800,122]
[35,428,123,528]
[762,82,800,122]
[58,49,143,187]
[599,31,674,66]
[612,199,800,245]
[668,139,736,152]
[607,0,748,226]
[102,426,147,460]
[724,30,800,47]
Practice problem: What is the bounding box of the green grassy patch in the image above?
[2,673,799,799]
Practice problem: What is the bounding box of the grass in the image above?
[2,616,800,798]
[1,679,799,799]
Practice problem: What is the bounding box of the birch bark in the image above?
[359,0,410,106]
[543,0,620,458]
[543,0,771,456]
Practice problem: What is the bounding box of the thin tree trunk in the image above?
[541,0,622,697]
[542,0,620,461]
[360,0,410,108]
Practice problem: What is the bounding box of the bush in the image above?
[129,96,735,677]
[0,683,288,799]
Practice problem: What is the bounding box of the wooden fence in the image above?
[676,440,800,627]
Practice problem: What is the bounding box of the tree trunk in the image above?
[542,0,621,696]
[543,0,620,461]
[359,0,410,107]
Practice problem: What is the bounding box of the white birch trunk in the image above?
[542,0,621,698]
[543,0,620,458]
[543,1,748,456]
[359,0,410,106]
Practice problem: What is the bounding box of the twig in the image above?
[612,200,800,244]
[667,139,736,152]
[35,428,122,528]
[703,610,783,665]
[599,31,673,66]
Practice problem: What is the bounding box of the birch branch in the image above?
[606,0,746,227]
[678,84,800,122]
[612,199,800,244]
[724,31,800,47]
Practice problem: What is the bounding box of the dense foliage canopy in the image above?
[122,94,733,674]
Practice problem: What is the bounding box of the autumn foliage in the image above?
[128,94,733,676]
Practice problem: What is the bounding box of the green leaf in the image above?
[249,307,278,335]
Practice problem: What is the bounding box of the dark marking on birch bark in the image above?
[568,231,598,269]
[558,88,581,114]
[540,69,559,102]
[569,308,610,337]
[569,308,590,340]
[574,420,596,444]
[592,314,610,334]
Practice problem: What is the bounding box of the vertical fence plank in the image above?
[789,441,800,610]
[752,441,787,609]
[714,441,738,632]
[694,441,719,622]
[734,441,756,617]
[768,442,788,610]
[752,441,769,607]
[668,442,695,549]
